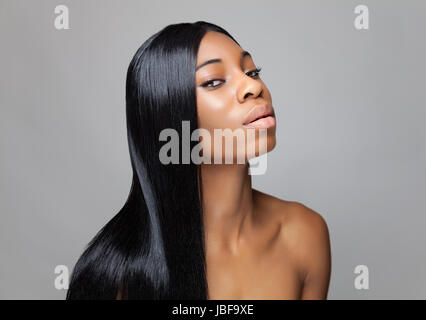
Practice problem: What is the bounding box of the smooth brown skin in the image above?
[196,31,331,299]
[118,31,331,300]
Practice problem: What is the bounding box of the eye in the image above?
[200,79,224,89]
[246,67,262,78]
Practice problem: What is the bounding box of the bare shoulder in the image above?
[253,189,331,298]
[252,188,328,234]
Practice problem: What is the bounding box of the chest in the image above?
[205,248,302,299]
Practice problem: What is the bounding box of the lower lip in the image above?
[243,116,276,129]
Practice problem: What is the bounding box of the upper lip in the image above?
[243,103,274,125]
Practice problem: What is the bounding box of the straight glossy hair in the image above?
[66,21,240,299]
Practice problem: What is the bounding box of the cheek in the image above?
[196,93,236,131]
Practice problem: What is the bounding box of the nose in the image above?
[236,71,264,103]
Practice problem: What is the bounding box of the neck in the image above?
[200,163,254,254]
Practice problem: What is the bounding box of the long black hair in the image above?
[66,21,240,299]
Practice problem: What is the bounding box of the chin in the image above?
[258,135,276,156]
[266,135,277,153]
[243,134,276,161]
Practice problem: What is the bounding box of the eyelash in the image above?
[201,67,262,89]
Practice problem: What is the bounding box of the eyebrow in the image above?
[195,50,251,72]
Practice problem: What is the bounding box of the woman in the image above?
[66,21,331,300]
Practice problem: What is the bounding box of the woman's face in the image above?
[195,31,276,163]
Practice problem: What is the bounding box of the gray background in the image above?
[1,0,425,299]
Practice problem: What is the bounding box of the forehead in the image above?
[196,31,243,63]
